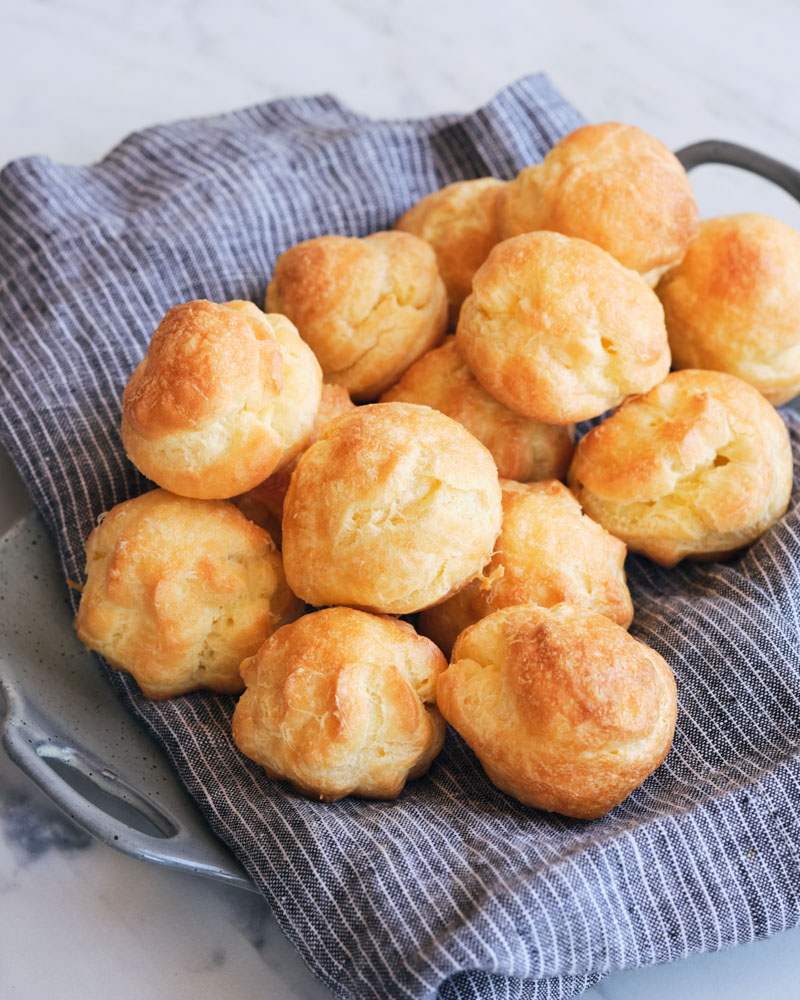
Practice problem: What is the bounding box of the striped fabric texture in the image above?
[1,75,799,999]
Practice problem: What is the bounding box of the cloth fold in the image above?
[1,74,799,1000]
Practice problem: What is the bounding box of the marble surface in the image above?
[2,1,800,997]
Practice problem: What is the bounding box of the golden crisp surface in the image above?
[232,608,447,801]
[568,370,793,567]
[380,338,573,482]
[657,214,800,405]
[456,232,671,424]
[233,383,356,543]
[282,402,503,614]
[75,489,303,699]
[419,480,633,656]
[121,300,322,499]
[437,604,677,819]
[394,178,506,323]
[265,231,447,400]
[498,122,699,283]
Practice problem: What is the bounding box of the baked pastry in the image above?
[418,479,633,656]
[380,338,574,482]
[75,489,303,699]
[656,214,800,405]
[282,402,503,614]
[437,603,677,819]
[232,607,447,801]
[456,232,671,424]
[498,122,699,285]
[121,300,322,499]
[233,383,355,542]
[394,178,506,324]
[265,231,448,400]
[568,370,793,567]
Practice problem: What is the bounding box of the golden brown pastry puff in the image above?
[394,178,506,325]
[121,300,322,499]
[656,214,800,405]
[75,489,303,699]
[437,603,677,819]
[232,608,447,801]
[456,232,671,424]
[418,479,633,656]
[233,383,355,543]
[265,231,448,401]
[568,370,793,568]
[380,338,573,482]
[498,122,699,285]
[281,402,503,614]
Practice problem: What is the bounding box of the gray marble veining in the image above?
[1,786,93,861]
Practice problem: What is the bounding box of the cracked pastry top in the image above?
[121,299,322,499]
[75,489,303,699]
[380,337,574,482]
[455,231,671,424]
[497,122,699,286]
[657,213,800,406]
[418,479,633,656]
[232,607,447,801]
[281,402,503,614]
[265,231,448,401]
[436,603,677,819]
[568,369,793,567]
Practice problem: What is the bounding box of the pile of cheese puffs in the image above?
[75,122,798,819]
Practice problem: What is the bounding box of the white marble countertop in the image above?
[2,1,800,997]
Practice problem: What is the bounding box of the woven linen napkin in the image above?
[1,74,799,1000]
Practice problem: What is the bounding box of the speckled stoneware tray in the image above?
[0,508,251,889]
[1,140,798,886]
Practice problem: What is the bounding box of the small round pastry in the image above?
[232,607,447,801]
[233,383,356,542]
[394,178,506,324]
[265,231,448,401]
[418,479,633,656]
[282,402,503,614]
[75,489,303,699]
[380,338,573,482]
[437,603,677,819]
[456,232,671,424]
[568,370,793,567]
[121,300,322,499]
[498,122,699,285]
[656,214,800,405]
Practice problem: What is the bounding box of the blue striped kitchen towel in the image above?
[1,74,799,1000]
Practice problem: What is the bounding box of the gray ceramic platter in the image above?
[1,140,798,886]
[0,505,252,889]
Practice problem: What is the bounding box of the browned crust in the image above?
[437,604,677,819]
[395,178,507,324]
[233,384,356,541]
[418,479,633,656]
[381,338,574,482]
[75,489,303,699]
[232,608,447,801]
[281,402,503,614]
[498,122,699,280]
[567,369,793,566]
[121,300,321,498]
[266,231,448,400]
[657,214,800,405]
[455,232,671,424]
